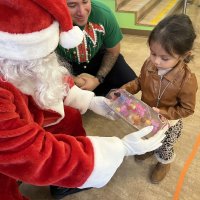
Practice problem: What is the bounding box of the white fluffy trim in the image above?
[0,22,59,60]
[79,136,125,188]
[59,26,84,49]
[64,85,94,114]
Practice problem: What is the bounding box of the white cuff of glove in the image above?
[79,136,125,188]
[79,126,166,188]
[88,96,116,120]
[64,85,95,114]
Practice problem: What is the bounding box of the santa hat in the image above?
[0,0,83,60]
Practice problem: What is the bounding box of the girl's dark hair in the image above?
[148,14,196,63]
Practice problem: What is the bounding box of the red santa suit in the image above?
[0,76,126,200]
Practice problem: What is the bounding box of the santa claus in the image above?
[0,0,166,199]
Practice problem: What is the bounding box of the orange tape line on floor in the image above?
[173,133,200,200]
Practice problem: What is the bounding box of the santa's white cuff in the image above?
[64,85,95,114]
[79,136,125,188]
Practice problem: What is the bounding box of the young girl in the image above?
[121,14,198,183]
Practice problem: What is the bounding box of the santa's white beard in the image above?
[0,53,70,109]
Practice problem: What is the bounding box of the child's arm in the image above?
[159,73,198,120]
[120,59,149,94]
[120,78,141,94]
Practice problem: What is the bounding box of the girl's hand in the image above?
[152,107,167,123]
[152,107,160,113]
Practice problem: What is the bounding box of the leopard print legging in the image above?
[155,120,183,164]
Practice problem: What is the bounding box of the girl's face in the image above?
[149,42,181,70]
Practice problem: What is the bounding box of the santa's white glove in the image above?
[122,126,167,156]
[89,96,116,120]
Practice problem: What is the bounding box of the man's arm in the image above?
[96,43,120,79]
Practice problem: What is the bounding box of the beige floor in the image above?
[20,2,200,200]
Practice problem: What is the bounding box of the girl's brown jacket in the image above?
[121,58,198,120]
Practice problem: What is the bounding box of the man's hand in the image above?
[77,73,100,91]
[74,76,86,88]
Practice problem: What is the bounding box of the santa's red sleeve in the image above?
[0,80,125,188]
